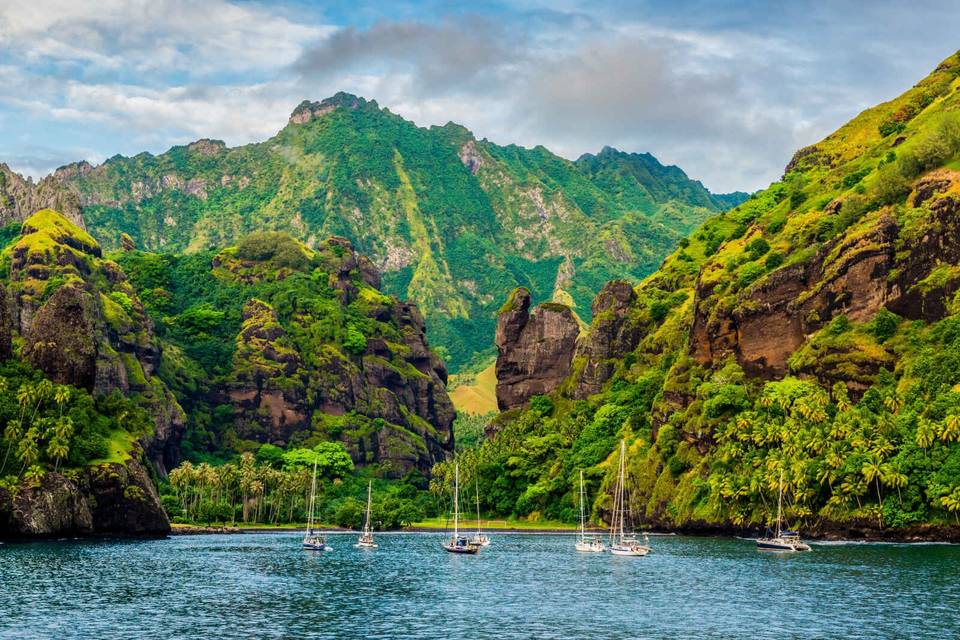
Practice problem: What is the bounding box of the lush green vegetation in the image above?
[160,443,440,529]
[0,361,154,489]
[115,232,445,463]
[61,96,744,371]
[457,51,960,533]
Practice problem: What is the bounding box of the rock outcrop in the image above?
[7,210,185,475]
[573,280,643,399]
[495,288,579,410]
[221,236,454,476]
[0,458,170,539]
[0,163,84,227]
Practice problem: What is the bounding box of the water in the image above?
[1,533,958,639]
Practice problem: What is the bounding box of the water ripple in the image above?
[1,533,958,639]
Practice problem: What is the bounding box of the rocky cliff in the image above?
[5,209,185,475]
[495,288,579,410]
[9,95,745,371]
[477,51,960,538]
[0,163,84,228]
[0,458,169,539]
[120,232,455,476]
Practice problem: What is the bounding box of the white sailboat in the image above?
[608,440,651,557]
[575,469,605,552]
[443,462,480,554]
[757,469,811,552]
[355,480,378,549]
[468,480,491,547]
[303,457,331,551]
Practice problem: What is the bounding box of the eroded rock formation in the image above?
[495,288,579,410]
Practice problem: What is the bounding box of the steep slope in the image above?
[115,232,455,476]
[21,93,744,370]
[462,51,960,539]
[0,209,183,538]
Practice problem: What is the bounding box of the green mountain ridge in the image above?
[3,92,746,370]
[463,51,960,537]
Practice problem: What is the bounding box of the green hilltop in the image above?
[36,94,745,370]
[466,50,960,536]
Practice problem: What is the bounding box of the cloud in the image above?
[0,0,330,77]
[1,0,958,192]
[293,18,525,96]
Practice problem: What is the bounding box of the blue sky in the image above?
[0,0,957,192]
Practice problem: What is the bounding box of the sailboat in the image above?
[757,469,812,552]
[608,440,651,557]
[468,480,491,547]
[302,457,331,551]
[575,469,605,552]
[355,480,378,549]
[442,462,480,554]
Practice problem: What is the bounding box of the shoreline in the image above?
[165,522,960,543]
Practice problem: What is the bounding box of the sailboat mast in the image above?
[475,480,482,538]
[579,469,586,542]
[776,468,784,538]
[307,457,318,533]
[364,480,373,535]
[618,440,626,544]
[453,462,460,539]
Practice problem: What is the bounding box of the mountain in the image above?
[0,210,455,538]
[469,51,960,539]
[0,209,181,537]
[5,94,746,370]
[115,231,455,476]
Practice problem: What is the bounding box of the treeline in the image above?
[160,442,440,528]
[0,361,153,490]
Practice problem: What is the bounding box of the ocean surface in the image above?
[1,532,958,639]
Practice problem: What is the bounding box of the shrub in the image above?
[342,324,368,356]
[737,262,766,289]
[745,237,770,261]
[764,252,784,271]
[869,308,900,344]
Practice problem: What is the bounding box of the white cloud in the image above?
[0,1,957,192]
[0,0,330,75]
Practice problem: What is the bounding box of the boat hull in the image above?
[609,544,650,557]
[443,542,480,554]
[756,538,812,552]
[575,540,606,553]
[355,542,378,549]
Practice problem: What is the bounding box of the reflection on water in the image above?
[1,533,958,639]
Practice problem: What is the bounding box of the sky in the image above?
[0,1,957,193]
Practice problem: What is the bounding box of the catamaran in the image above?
[757,469,811,552]
[303,457,331,551]
[468,480,491,547]
[608,440,651,557]
[575,469,605,552]
[443,462,480,554]
[355,480,378,549]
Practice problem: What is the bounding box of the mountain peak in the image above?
[288,92,376,125]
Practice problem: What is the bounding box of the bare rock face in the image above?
[690,217,899,378]
[691,172,960,380]
[573,280,642,399]
[495,288,580,411]
[23,283,99,389]
[0,458,170,539]
[288,93,370,125]
[0,163,84,227]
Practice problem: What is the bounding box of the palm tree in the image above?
[861,457,885,526]
[941,487,960,525]
[941,415,960,443]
